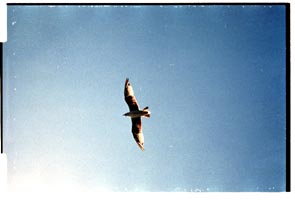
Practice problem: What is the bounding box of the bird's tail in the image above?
[143,107,151,118]
[143,106,149,111]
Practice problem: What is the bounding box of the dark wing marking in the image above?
[124,78,139,111]
[125,96,139,111]
[132,117,144,151]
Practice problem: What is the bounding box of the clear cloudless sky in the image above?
[3,5,286,192]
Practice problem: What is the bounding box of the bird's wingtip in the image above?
[137,143,145,151]
[125,78,130,87]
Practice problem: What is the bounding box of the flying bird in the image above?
[123,78,151,151]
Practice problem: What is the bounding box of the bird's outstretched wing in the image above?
[124,78,144,151]
[132,117,144,151]
[124,78,139,111]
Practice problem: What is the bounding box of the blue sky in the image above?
[3,5,286,192]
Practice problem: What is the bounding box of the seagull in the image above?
[123,78,151,151]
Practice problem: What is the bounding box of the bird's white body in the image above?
[123,109,151,118]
